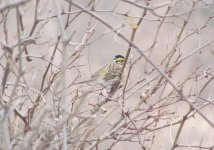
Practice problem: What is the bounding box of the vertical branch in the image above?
[8,7,23,103]
[122,0,150,100]
[1,56,10,99]
[23,0,40,62]
[171,109,192,150]
[53,0,69,149]
[0,5,24,150]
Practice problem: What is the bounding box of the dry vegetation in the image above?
[0,0,214,149]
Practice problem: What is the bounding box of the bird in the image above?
[78,55,125,88]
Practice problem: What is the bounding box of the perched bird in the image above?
[79,55,125,88]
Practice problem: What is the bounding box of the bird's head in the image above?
[113,55,125,65]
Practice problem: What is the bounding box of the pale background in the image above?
[0,0,214,149]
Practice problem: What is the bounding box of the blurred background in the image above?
[0,0,214,149]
